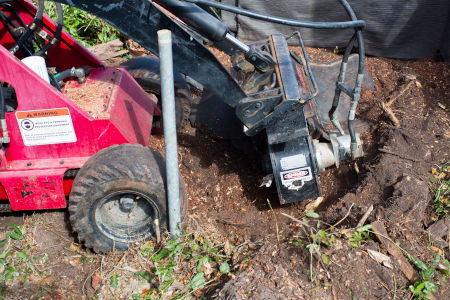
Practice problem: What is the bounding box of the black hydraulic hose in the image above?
[328,34,356,130]
[34,2,63,56]
[9,0,45,55]
[338,0,358,20]
[348,29,365,157]
[1,2,39,56]
[1,2,27,28]
[0,10,34,56]
[336,1,365,156]
[181,0,365,29]
[196,3,220,20]
[48,72,62,92]
[337,0,365,75]
[0,84,4,120]
[0,10,19,39]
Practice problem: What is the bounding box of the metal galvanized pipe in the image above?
[158,29,181,238]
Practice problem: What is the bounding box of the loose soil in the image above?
[1,47,449,299]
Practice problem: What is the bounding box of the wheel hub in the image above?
[93,190,159,243]
[119,195,135,212]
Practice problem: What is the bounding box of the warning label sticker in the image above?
[280,167,313,191]
[16,108,77,146]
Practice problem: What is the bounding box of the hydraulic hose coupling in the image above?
[1,119,9,144]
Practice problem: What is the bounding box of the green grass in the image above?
[37,1,120,47]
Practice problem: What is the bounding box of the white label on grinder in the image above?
[280,154,307,170]
[16,108,77,146]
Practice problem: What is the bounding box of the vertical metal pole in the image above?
[158,29,181,238]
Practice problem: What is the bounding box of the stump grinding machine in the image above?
[0,0,366,252]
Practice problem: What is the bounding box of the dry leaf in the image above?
[69,243,82,254]
[91,275,103,290]
[201,262,217,276]
[431,246,444,256]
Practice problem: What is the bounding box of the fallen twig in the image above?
[280,212,311,228]
[381,102,401,127]
[356,204,374,228]
[380,80,415,127]
[386,81,415,107]
[267,199,280,242]
[216,219,249,227]
[328,203,354,230]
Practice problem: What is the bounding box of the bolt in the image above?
[255,102,262,108]
[244,109,251,116]
[119,196,135,212]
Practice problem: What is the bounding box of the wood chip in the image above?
[88,39,128,61]
[305,196,324,211]
[367,249,393,269]
[427,218,450,241]
[371,221,420,282]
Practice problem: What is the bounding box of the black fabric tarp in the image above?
[221,0,450,60]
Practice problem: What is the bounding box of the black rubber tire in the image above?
[69,144,187,253]
[122,56,191,131]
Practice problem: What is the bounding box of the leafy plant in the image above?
[132,231,234,299]
[109,275,119,289]
[292,211,335,281]
[407,254,440,300]
[429,161,449,218]
[370,231,448,300]
[348,225,371,248]
[39,1,120,47]
[0,222,45,296]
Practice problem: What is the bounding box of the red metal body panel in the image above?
[0,1,159,210]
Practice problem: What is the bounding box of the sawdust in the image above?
[63,80,111,119]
